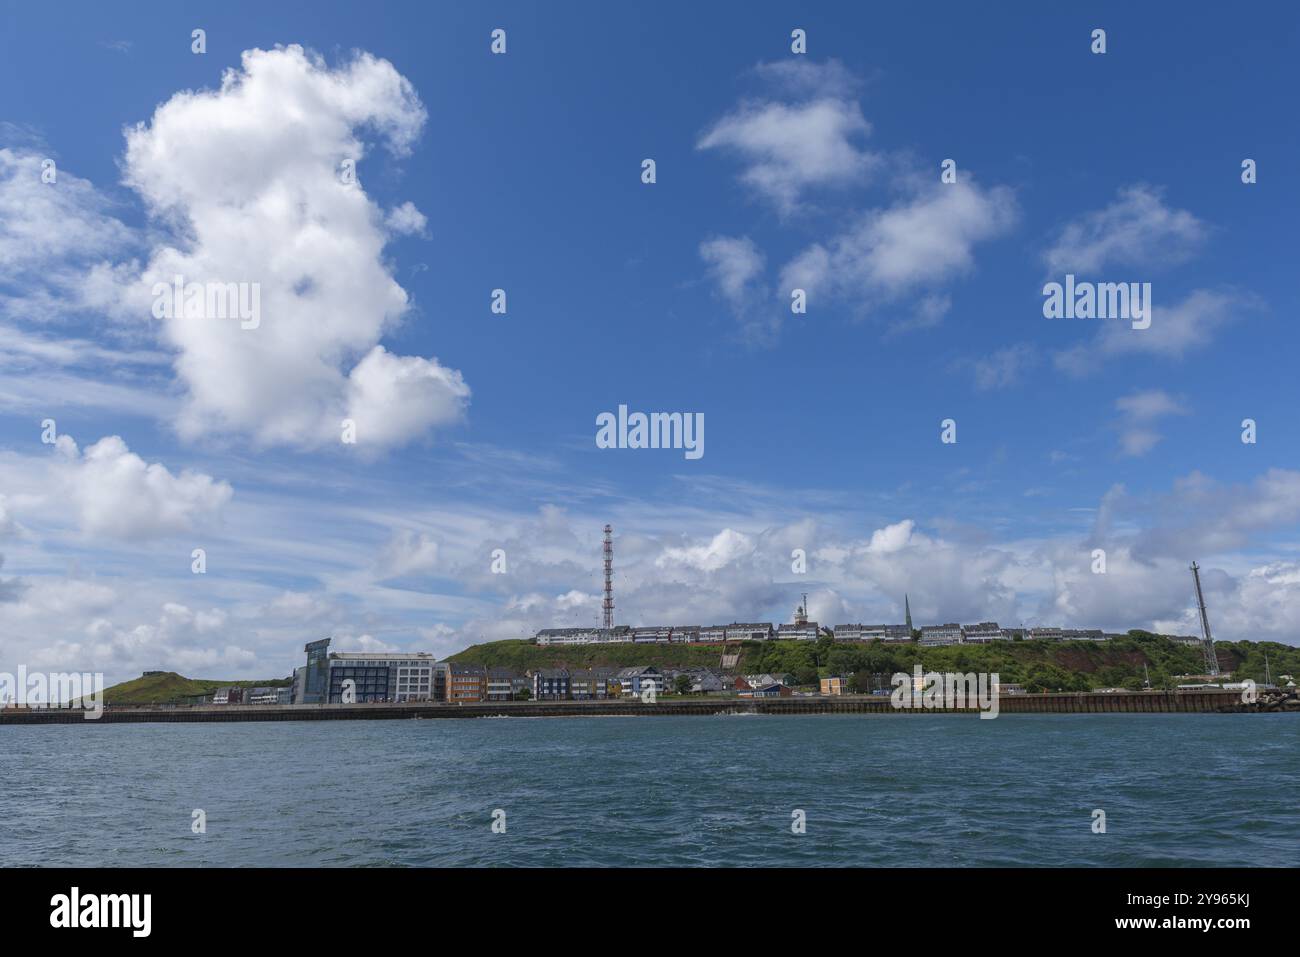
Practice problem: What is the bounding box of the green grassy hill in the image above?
[446,639,726,672]
[100,672,290,705]
[449,632,1300,693]
[95,633,1298,704]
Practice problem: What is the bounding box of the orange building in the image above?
[442,664,486,703]
[820,676,848,696]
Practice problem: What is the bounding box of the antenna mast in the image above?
[602,524,614,631]
[1190,561,1219,677]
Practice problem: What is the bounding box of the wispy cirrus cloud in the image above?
[1054,288,1258,376]
[962,343,1040,391]
[698,235,780,345]
[1113,388,1188,457]
[0,146,137,315]
[1043,184,1207,275]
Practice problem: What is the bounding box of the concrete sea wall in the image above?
[2,689,1287,724]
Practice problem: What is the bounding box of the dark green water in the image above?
[3,714,1296,866]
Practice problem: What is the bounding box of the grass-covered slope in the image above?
[446,639,727,671]
[100,672,290,705]
[448,632,1300,692]
[95,633,1299,704]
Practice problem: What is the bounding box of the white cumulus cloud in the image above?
[698,60,878,214]
[780,178,1018,327]
[55,434,232,539]
[116,45,466,451]
[656,528,756,572]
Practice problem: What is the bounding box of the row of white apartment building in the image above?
[534,622,792,646]
[919,623,1108,646]
[534,621,1115,647]
[832,624,913,642]
[536,600,826,645]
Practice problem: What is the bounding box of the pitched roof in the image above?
[616,665,661,678]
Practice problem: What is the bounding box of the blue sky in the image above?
[1,1,1297,683]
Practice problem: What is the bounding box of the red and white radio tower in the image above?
[602,524,614,631]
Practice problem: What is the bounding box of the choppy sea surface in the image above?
[2,714,1296,867]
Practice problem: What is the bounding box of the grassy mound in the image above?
[100,672,290,705]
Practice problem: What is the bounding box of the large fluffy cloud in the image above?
[0,433,229,542]
[113,45,467,450]
[344,346,470,450]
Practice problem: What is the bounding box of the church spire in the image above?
[904,594,913,633]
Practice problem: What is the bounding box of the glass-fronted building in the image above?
[295,638,332,704]
[326,653,436,703]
